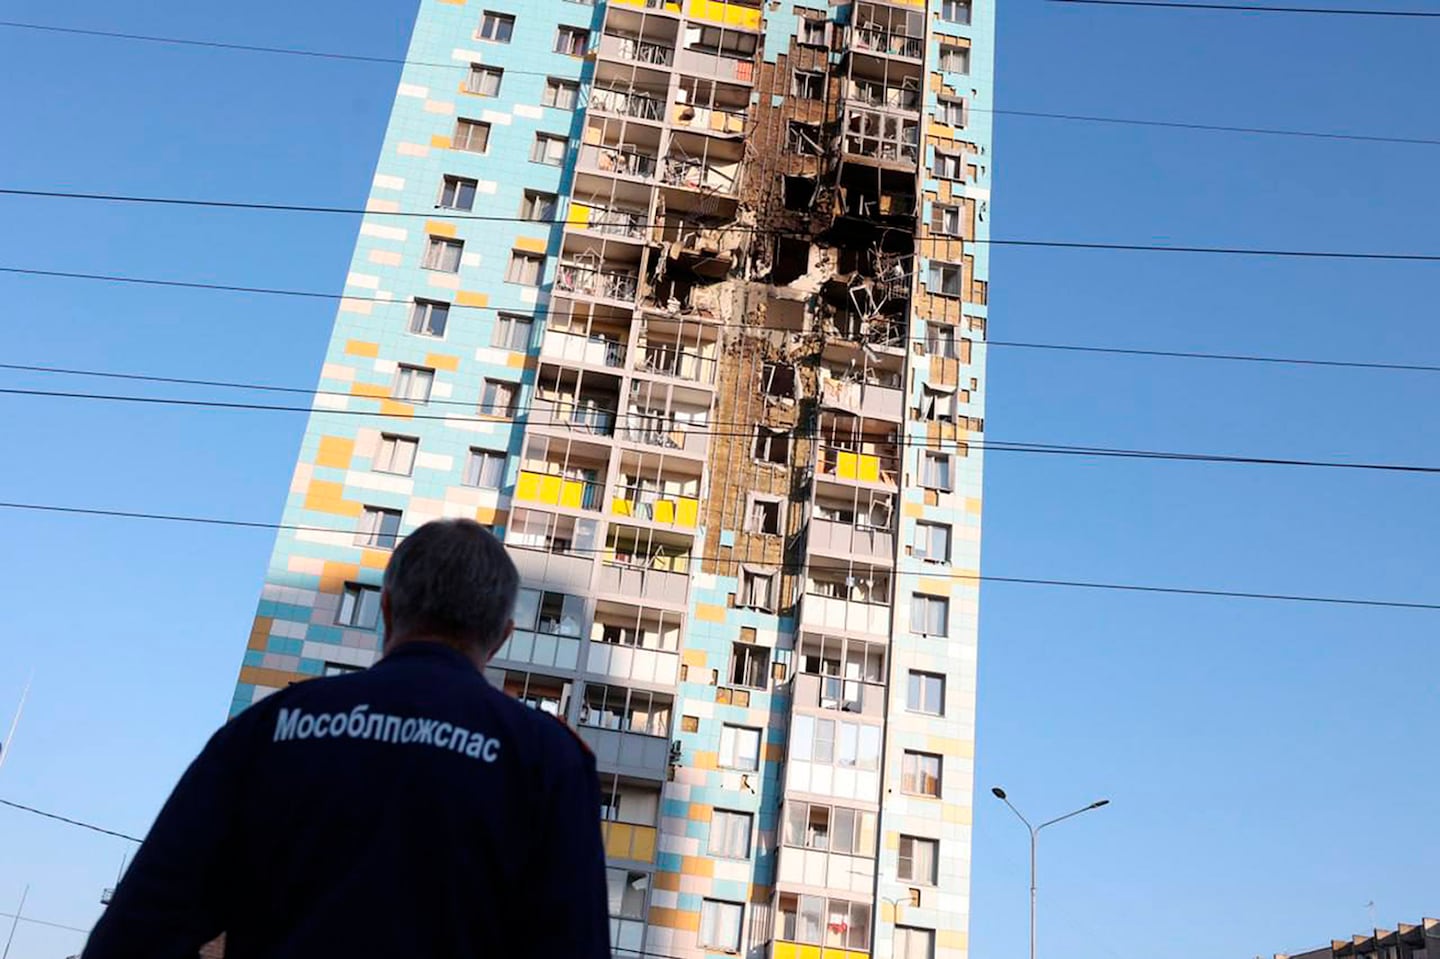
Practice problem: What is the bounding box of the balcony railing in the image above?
[580,144,659,180]
[589,87,667,122]
[599,33,675,66]
[515,469,605,511]
[848,79,920,111]
[637,344,718,386]
[621,411,709,456]
[671,102,748,135]
[610,487,700,529]
[601,821,659,863]
[541,329,627,369]
[807,515,895,562]
[792,671,885,718]
[852,26,923,59]
[574,205,647,240]
[661,158,738,195]
[556,263,640,303]
[530,396,618,436]
[799,591,891,638]
[829,312,907,350]
[817,445,899,485]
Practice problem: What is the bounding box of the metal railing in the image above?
[638,344,718,385]
[848,79,920,111]
[852,27,923,59]
[556,263,640,302]
[589,87,666,121]
[584,207,648,240]
[581,144,659,179]
[531,396,618,436]
[661,158,737,194]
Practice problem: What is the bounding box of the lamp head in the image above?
[991,787,1007,800]
[1091,799,1110,808]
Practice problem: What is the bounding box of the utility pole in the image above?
[1,885,28,959]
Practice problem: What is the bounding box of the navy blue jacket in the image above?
[84,642,611,959]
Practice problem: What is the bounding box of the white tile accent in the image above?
[452,48,486,62]
[294,527,355,547]
[373,173,406,191]
[290,462,314,494]
[476,180,498,195]
[473,347,510,365]
[314,393,351,410]
[286,555,327,576]
[460,252,482,268]
[252,686,280,702]
[431,382,454,399]
[360,223,408,242]
[424,99,455,115]
[345,470,415,495]
[397,142,430,158]
[373,359,398,375]
[398,82,429,98]
[367,249,403,267]
[480,109,512,125]
[375,290,394,301]
[427,273,462,291]
[513,104,544,119]
[518,287,539,305]
[366,198,401,214]
[320,363,355,382]
[415,452,455,472]
[345,272,381,290]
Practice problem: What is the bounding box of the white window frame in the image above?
[929,261,963,297]
[480,378,519,416]
[543,77,580,109]
[506,250,545,285]
[393,365,435,404]
[465,448,507,488]
[719,723,761,771]
[911,593,949,636]
[422,236,464,273]
[933,203,963,237]
[792,69,824,99]
[554,25,589,55]
[739,569,775,611]
[467,63,504,96]
[895,925,937,959]
[337,582,382,629]
[699,899,744,953]
[438,175,478,211]
[531,133,568,166]
[730,642,771,690]
[898,835,939,885]
[939,44,971,74]
[708,809,754,859]
[906,670,946,716]
[937,97,967,127]
[920,450,952,491]
[493,312,534,351]
[934,150,962,179]
[921,385,958,423]
[940,0,972,23]
[521,189,558,222]
[745,494,783,535]
[927,323,959,358]
[356,506,403,549]
[408,298,450,339]
[453,118,491,153]
[798,16,827,46]
[374,433,419,476]
[901,750,942,798]
[478,11,515,43]
[914,522,951,564]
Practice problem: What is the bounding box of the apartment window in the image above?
[920,450,952,491]
[337,583,382,629]
[492,312,533,351]
[543,77,580,109]
[746,495,782,535]
[911,593,949,636]
[934,150,962,179]
[898,835,939,885]
[760,361,797,398]
[356,506,402,549]
[531,133,568,166]
[782,801,877,855]
[753,426,789,465]
[937,97,966,127]
[719,724,761,771]
[902,751,942,797]
[798,16,827,46]
[607,868,648,920]
[792,70,824,99]
[940,0,972,23]
[406,299,449,339]
[374,434,418,476]
[906,670,946,715]
[790,714,880,770]
[895,926,936,959]
[465,448,507,488]
[480,378,519,416]
[520,189,558,222]
[478,11,515,42]
[739,569,774,611]
[929,261,963,297]
[927,323,959,358]
[787,121,823,156]
[708,809,753,859]
[554,25,589,55]
[506,250,545,285]
[453,118,491,153]
[939,43,971,74]
[695,25,758,57]
[921,385,957,423]
[515,588,585,636]
[932,203,962,236]
[699,899,744,953]
[914,522,951,564]
[422,236,464,273]
[438,175,478,211]
[730,642,770,689]
[393,365,435,404]
[467,64,503,96]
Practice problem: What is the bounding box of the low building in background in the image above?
[1278,918,1438,959]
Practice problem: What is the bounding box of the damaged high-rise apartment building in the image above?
[233,0,992,954]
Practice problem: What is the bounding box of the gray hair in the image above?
[382,519,519,653]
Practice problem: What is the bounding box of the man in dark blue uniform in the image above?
[84,519,611,959]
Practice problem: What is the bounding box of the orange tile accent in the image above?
[687,803,713,822]
[680,855,715,878]
[344,340,379,358]
[694,603,727,623]
[903,501,925,518]
[315,436,354,470]
[682,649,709,668]
[506,352,531,370]
[942,803,975,826]
[455,290,489,307]
[379,400,414,419]
[430,134,453,149]
[513,235,547,254]
[360,549,390,570]
[424,219,458,238]
[691,750,718,771]
[965,496,983,515]
[764,743,785,762]
[425,352,460,372]
[319,561,361,595]
[918,577,953,595]
[239,666,307,689]
[647,907,700,932]
[938,930,970,950]
[438,0,465,5]
[304,480,363,518]
[652,871,682,892]
[350,382,390,399]
[473,506,504,525]
[248,616,274,650]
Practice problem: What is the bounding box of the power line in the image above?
[0,912,89,936]
[1048,0,1440,16]
[2,500,1438,611]
[0,797,142,844]
[4,20,1438,147]
[6,383,1440,475]
[6,195,1440,261]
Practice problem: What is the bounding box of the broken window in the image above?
[934,150,962,179]
[786,121,823,156]
[932,203,963,236]
[921,385,957,423]
[927,323,960,359]
[753,426,790,465]
[783,175,817,211]
[760,361,796,399]
[791,70,824,99]
[928,261,963,297]
[843,108,918,162]
[739,570,775,611]
[730,642,771,688]
[939,43,971,74]
[772,237,810,285]
[798,15,827,46]
[746,495,783,535]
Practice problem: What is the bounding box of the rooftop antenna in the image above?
[0,672,33,776]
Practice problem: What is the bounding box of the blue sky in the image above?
[1,1,1437,956]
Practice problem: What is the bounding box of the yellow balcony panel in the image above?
[611,497,634,517]
[601,821,658,863]
[687,0,761,29]
[773,944,868,959]
[559,478,586,509]
[568,202,593,227]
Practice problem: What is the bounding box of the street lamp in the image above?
[991,786,1109,959]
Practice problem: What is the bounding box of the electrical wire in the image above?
[5,195,1440,261]
[1048,0,1440,16]
[0,797,143,843]
[2,500,1438,611]
[0,911,90,936]
[3,20,1438,147]
[5,383,1440,475]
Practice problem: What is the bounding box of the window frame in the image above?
[506,250,546,285]
[939,42,972,74]
[798,15,828,46]
[906,670,946,716]
[934,150,962,180]
[920,450,953,491]
[937,96,967,127]
[914,521,952,564]
[478,10,516,43]
[910,593,950,636]
[895,925,937,959]
[932,203,963,237]
[356,506,403,550]
[520,189,559,222]
[480,377,520,417]
[554,25,590,56]
[791,69,824,99]
[492,311,534,352]
[929,261,963,297]
[940,0,972,23]
[466,63,504,96]
[531,132,569,166]
[543,77,580,109]
[374,433,419,476]
[719,723,762,771]
[465,448,507,489]
[438,175,479,211]
[739,568,775,611]
[898,834,939,885]
[699,899,745,953]
[393,364,435,404]
[901,750,943,798]
[337,582,382,629]
[708,809,754,860]
[745,494,783,536]
[729,641,771,690]
[422,235,464,274]
[453,118,492,154]
[408,298,451,338]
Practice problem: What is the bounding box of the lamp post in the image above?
[991,786,1108,959]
